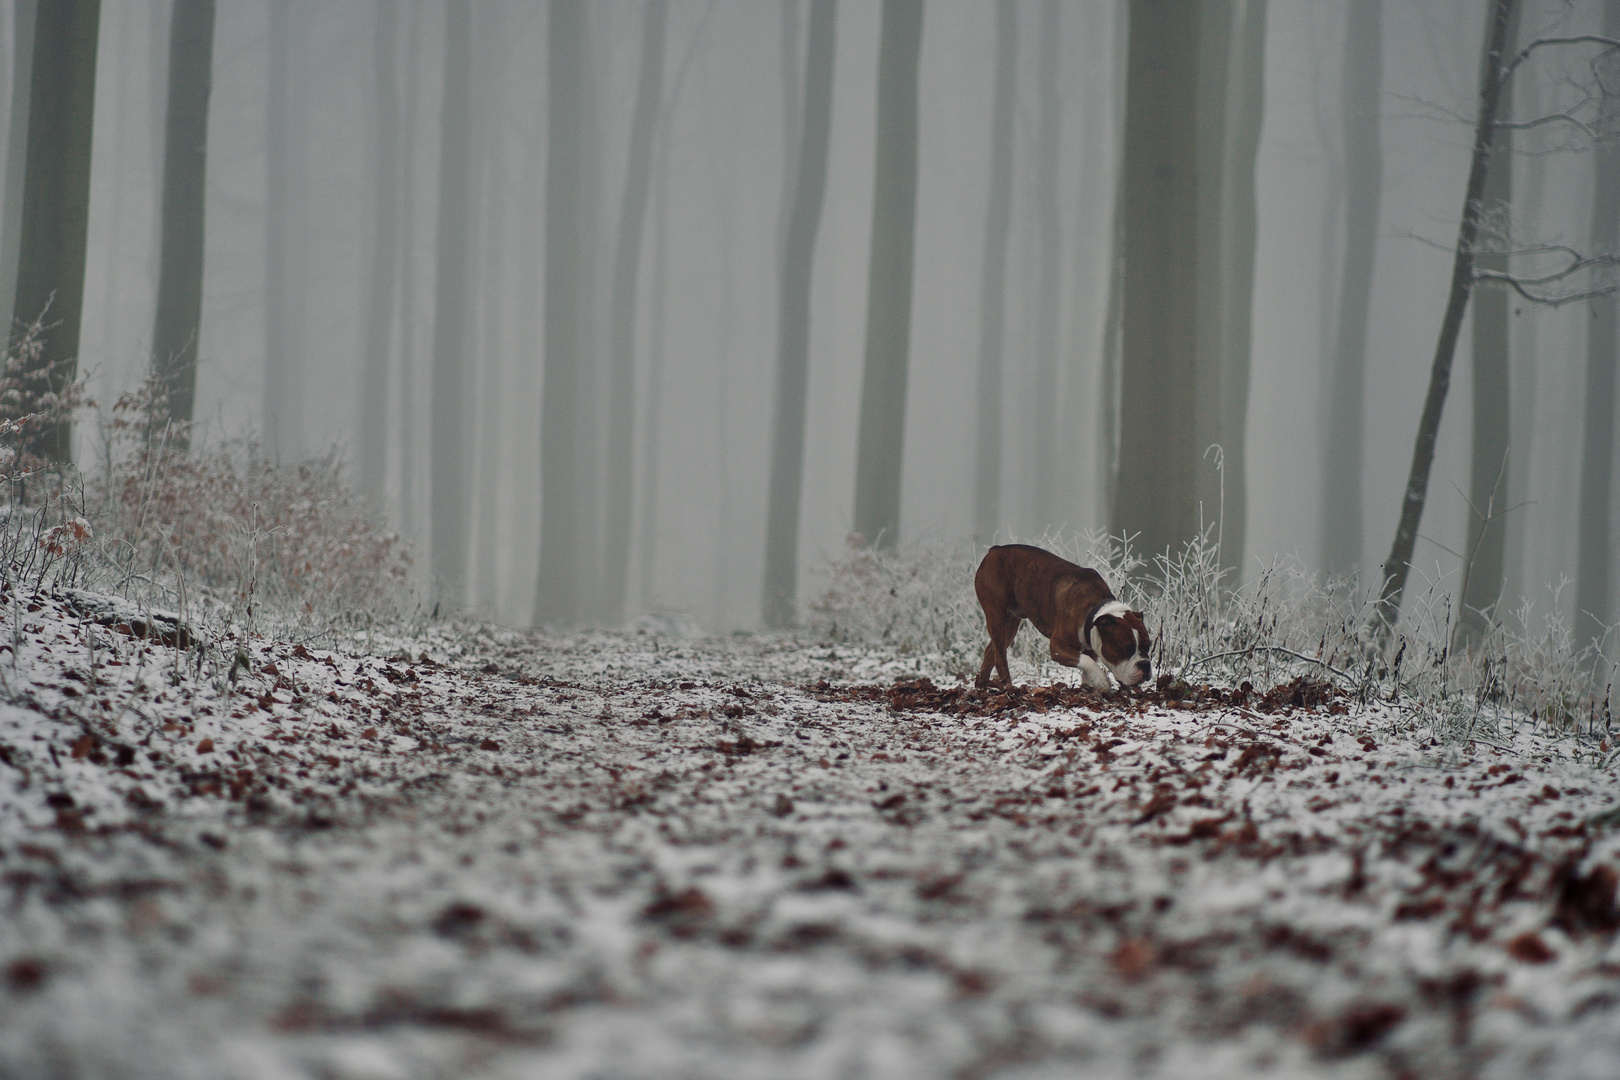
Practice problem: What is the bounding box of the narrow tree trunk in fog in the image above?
[1321,0,1381,576]
[397,2,423,536]
[535,0,589,625]
[1030,0,1061,532]
[10,0,98,464]
[971,0,1015,546]
[1575,0,1620,652]
[263,0,304,463]
[852,0,922,550]
[602,0,667,627]
[1459,0,1520,644]
[1373,0,1514,642]
[150,0,215,449]
[762,0,836,628]
[358,0,399,503]
[1193,2,1232,557]
[1097,165,1123,526]
[0,0,36,327]
[1112,0,1198,558]
[430,0,472,610]
[1215,0,1264,571]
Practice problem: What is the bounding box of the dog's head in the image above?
[1087,600,1152,687]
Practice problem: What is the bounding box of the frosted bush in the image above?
[809,527,1614,734]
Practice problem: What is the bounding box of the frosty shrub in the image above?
[82,380,412,641]
[807,533,984,674]
[811,527,1614,735]
[0,319,93,587]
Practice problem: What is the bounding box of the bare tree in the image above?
[602,0,667,627]
[1112,0,1198,558]
[263,0,305,464]
[9,0,99,463]
[972,0,1014,546]
[1030,0,1061,532]
[0,0,35,326]
[1321,0,1381,576]
[1371,0,1620,639]
[430,0,472,610]
[150,0,216,448]
[852,0,923,550]
[357,0,400,503]
[1458,0,1522,644]
[1193,0,1266,574]
[1577,0,1620,652]
[763,0,836,627]
[535,0,590,625]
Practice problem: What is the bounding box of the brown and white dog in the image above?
[973,544,1152,690]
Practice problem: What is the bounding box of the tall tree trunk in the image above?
[263,0,305,464]
[430,0,472,610]
[1458,0,1521,643]
[0,0,35,328]
[1575,0,1620,652]
[852,0,923,550]
[1029,0,1062,533]
[776,0,802,264]
[1112,0,1198,559]
[1373,0,1514,641]
[971,0,1014,546]
[535,0,589,625]
[472,4,512,615]
[1190,1,1264,574]
[1321,0,1381,576]
[637,128,671,613]
[1193,1,1233,562]
[762,0,836,627]
[10,0,98,464]
[150,0,215,449]
[358,0,399,503]
[1216,0,1265,571]
[602,0,667,626]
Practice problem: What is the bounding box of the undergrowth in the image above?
[1,356,414,681]
[811,528,1616,749]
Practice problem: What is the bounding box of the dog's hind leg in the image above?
[977,616,1019,688]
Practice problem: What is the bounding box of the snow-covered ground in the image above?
[1,584,1618,1079]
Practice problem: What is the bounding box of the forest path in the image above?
[0,591,1617,1079]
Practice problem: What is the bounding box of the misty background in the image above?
[10,0,1618,646]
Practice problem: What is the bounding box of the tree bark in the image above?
[1373,0,1515,642]
[1030,0,1061,532]
[1218,0,1265,572]
[1575,0,1620,652]
[0,0,35,331]
[1112,0,1199,559]
[396,1,423,536]
[535,0,589,625]
[150,0,215,449]
[1321,0,1381,576]
[762,0,836,627]
[263,0,305,464]
[971,0,1015,546]
[10,0,99,464]
[358,0,400,503]
[430,0,472,610]
[602,0,667,626]
[1459,0,1521,643]
[852,0,923,550]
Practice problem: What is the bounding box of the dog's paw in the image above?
[1078,654,1111,690]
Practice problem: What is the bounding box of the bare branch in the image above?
[1505,34,1620,77]
[1492,110,1600,138]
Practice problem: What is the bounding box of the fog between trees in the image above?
[9,0,1620,646]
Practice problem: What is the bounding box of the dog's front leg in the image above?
[1077,654,1111,690]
